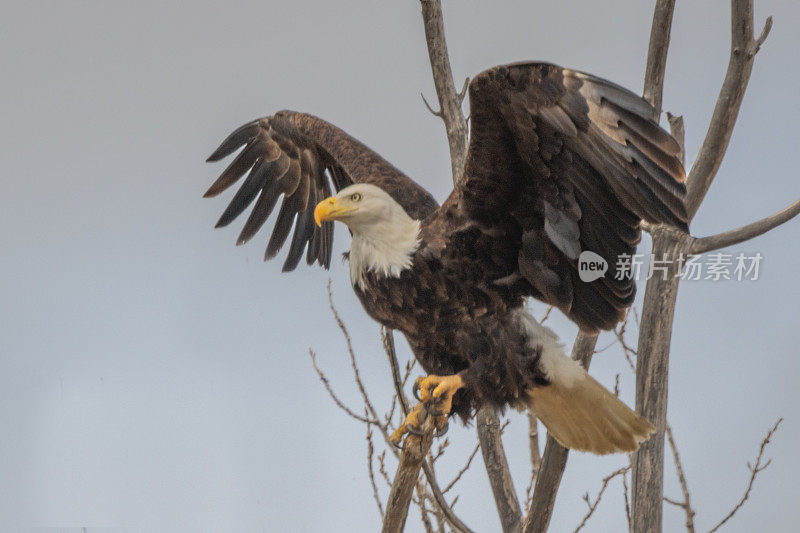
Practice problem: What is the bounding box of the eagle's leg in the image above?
[389,372,465,445]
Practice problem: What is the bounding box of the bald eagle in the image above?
[204,62,688,454]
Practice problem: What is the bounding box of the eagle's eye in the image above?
[350,192,362,202]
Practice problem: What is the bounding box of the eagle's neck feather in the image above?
[349,215,421,289]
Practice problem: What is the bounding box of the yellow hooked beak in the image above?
[313,196,356,227]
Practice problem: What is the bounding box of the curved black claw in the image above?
[406,425,425,437]
[426,401,445,417]
[412,380,421,401]
[434,421,449,438]
[392,440,405,451]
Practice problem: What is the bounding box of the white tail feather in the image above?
[527,374,655,455]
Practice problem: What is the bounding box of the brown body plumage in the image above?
[205,62,688,453]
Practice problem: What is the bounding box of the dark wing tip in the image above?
[205,120,263,163]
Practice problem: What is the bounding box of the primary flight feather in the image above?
[205,62,688,454]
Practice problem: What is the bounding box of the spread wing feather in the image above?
[205,111,438,271]
[437,62,688,332]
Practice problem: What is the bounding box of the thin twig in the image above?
[622,465,632,533]
[367,421,385,517]
[421,92,443,118]
[378,451,393,487]
[327,282,384,429]
[443,442,481,494]
[707,418,783,533]
[421,462,475,533]
[308,349,375,424]
[382,327,412,416]
[615,314,638,374]
[415,480,436,533]
[665,425,695,533]
[573,466,631,533]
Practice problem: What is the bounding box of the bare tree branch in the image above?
[382,415,437,533]
[707,418,783,533]
[327,282,384,429]
[421,462,475,533]
[631,225,690,532]
[685,4,773,217]
[382,327,412,416]
[443,442,481,494]
[419,0,469,182]
[634,4,773,528]
[523,332,598,533]
[690,198,800,254]
[421,92,443,118]
[527,412,542,482]
[643,0,677,116]
[382,328,474,533]
[418,2,525,531]
[573,467,631,533]
[666,113,685,165]
[414,480,436,533]
[629,3,680,528]
[477,406,522,533]
[367,422,386,518]
[309,349,375,425]
[665,425,696,533]
[622,466,632,533]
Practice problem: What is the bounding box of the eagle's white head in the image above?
[314,183,421,288]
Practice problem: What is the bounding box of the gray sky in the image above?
[1,1,798,531]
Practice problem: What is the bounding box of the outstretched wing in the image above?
[440,62,688,332]
[205,111,438,271]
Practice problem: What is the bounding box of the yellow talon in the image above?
[414,373,465,417]
[392,373,465,445]
[390,403,425,444]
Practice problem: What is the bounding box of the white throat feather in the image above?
[348,216,421,289]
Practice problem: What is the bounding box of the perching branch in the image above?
[419,2,524,531]
[690,198,800,254]
[382,328,474,533]
[685,3,772,217]
[382,415,437,533]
